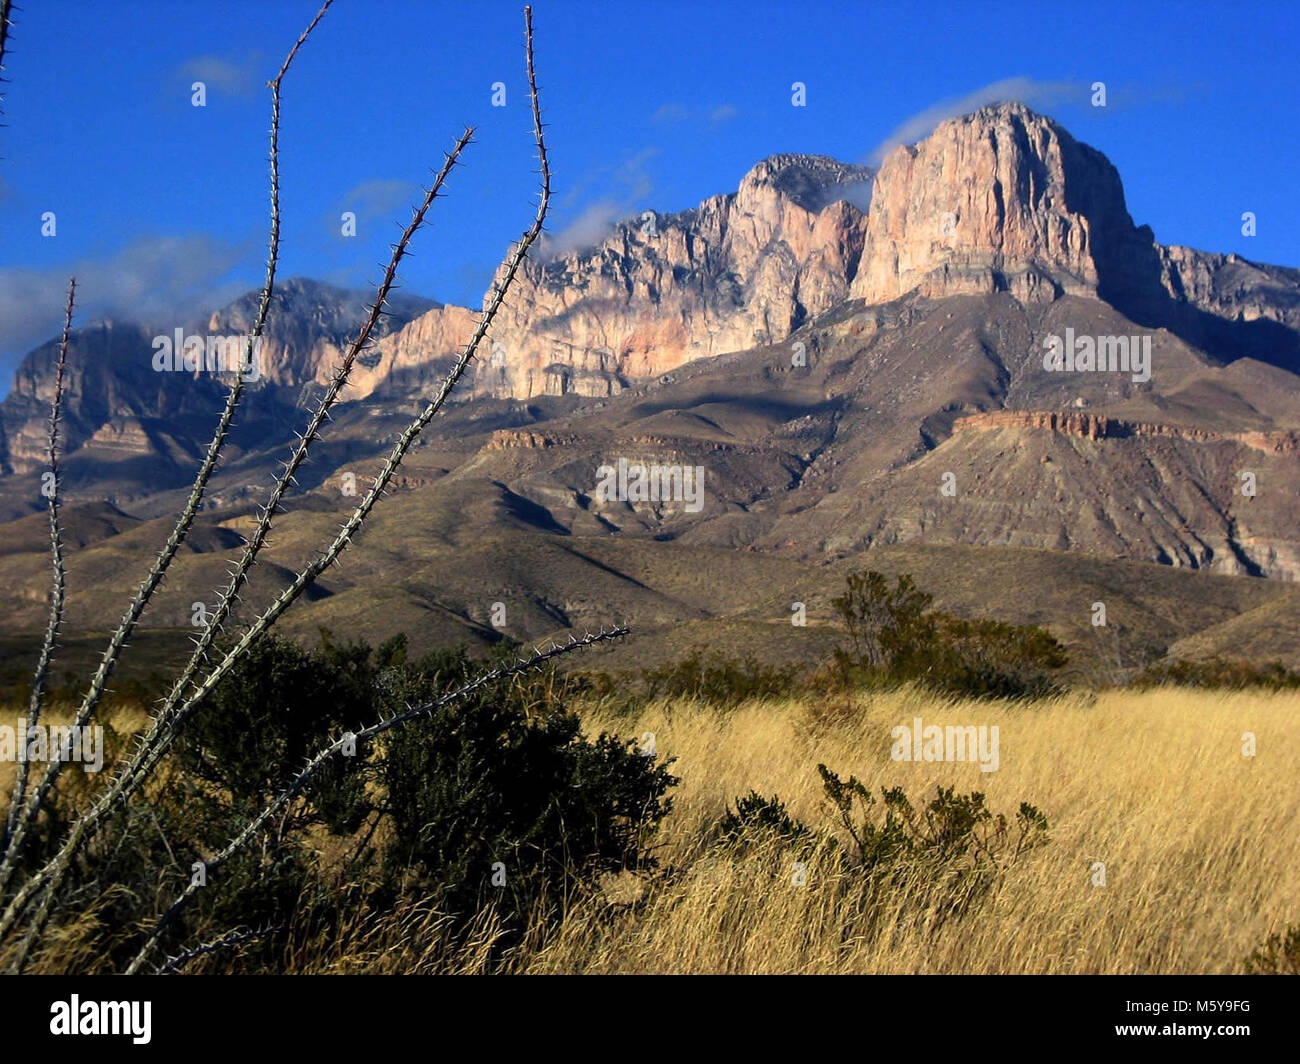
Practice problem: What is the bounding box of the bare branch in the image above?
[3,8,553,939]
[156,126,473,730]
[1,278,75,858]
[154,923,286,976]
[149,1,552,758]
[3,124,478,951]
[0,0,13,126]
[0,0,333,931]
[1,5,577,981]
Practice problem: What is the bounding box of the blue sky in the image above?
[1,0,1297,379]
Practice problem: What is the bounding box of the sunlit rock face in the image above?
[463,153,874,399]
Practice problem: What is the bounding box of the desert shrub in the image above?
[172,632,374,833]
[19,633,676,971]
[561,669,620,703]
[818,765,1049,930]
[1244,925,1300,974]
[715,792,813,845]
[2,717,127,878]
[817,764,1050,873]
[821,766,1049,932]
[371,644,677,930]
[639,648,804,707]
[831,569,1067,699]
[708,765,1050,945]
[12,635,376,970]
[832,570,933,670]
[1132,657,1300,691]
[922,616,1068,699]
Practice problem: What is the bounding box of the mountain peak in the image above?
[964,99,1054,122]
[474,153,874,400]
[214,277,439,322]
[852,99,1140,304]
[738,153,875,212]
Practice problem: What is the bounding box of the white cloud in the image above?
[173,53,263,97]
[544,148,661,258]
[0,235,251,382]
[543,200,624,258]
[615,147,658,201]
[651,102,740,128]
[335,178,422,235]
[652,103,692,125]
[868,78,1081,163]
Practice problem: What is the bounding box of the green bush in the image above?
[816,764,1050,928]
[1132,657,1300,691]
[639,648,804,707]
[378,645,677,921]
[31,633,676,971]
[830,570,1067,699]
[715,791,813,845]
[817,764,1050,871]
[173,631,374,832]
[709,766,1050,942]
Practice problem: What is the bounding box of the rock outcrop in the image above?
[466,154,873,399]
[5,101,1300,509]
[1155,245,1300,331]
[851,102,1144,305]
[0,280,435,474]
[953,409,1300,454]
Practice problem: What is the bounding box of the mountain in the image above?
[0,279,435,490]
[1,102,1299,677]
[200,277,437,392]
[852,104,1300,369]
[466,153,874,399]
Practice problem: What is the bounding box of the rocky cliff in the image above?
[0,280,435,475]
[851,102,1144,304]
[5,102,1300,500]
[465,153,873,400]
[952,409,1300,453]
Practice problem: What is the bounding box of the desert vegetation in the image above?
[0,1,628,975]
[0,1,1295,981]
[2,567,1296,974]
[3,658,1294,974]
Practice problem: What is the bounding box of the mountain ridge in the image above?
[1,99,1298,652]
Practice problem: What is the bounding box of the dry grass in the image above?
[0,701,146,795]
[5,685,1296,974]
[506,685,1299,973]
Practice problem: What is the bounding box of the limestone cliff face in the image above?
[0,320,220,474]
[357,304,478,398]
[463,154,873,399]
[1156,245,1300,330]
[7,102,1300,485]
[852,102,1143,305]
[0,280,435,475]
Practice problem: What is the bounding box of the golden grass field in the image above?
[518,685,1300,974]
[4,685,1297,974]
